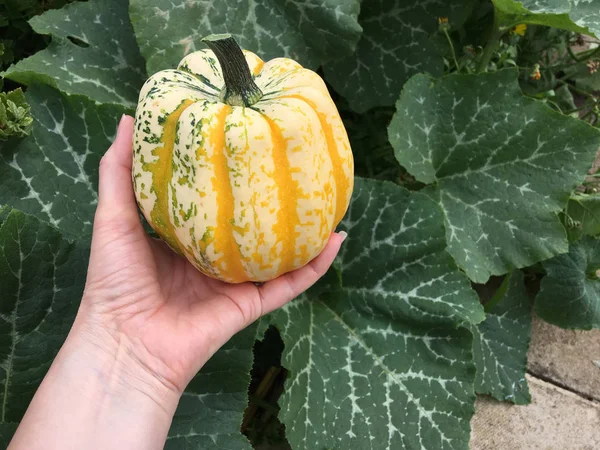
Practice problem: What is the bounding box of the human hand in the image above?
[78,114,345,396]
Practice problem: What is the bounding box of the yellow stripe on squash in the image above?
[143,98,195,254]
[132,35,354,283]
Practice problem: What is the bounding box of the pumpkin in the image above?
[132,34,354,283]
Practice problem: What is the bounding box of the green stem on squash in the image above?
[201,33,263,107]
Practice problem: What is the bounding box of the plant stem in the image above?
[443,29,461,72]
[476,11,504,73]
[567,45,582,63]
[581,109,597,122]
[562,102,595,115]
[241,366,281,432]
[547,46,600,73]
[556,78,598,100]
[576,45,600,63]
[201,33,263,107]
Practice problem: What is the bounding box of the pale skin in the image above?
[8,115,346,450]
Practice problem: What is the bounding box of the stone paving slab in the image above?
[528,316,600,401]
[470,375,600,450]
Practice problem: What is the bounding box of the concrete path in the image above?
[471,316,600,449]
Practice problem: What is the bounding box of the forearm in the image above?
[9,317,181,450]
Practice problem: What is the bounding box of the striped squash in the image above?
[132,34,354,283]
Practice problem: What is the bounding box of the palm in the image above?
[85,219,266,388]
[145,238,264,373]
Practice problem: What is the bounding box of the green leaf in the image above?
[0,84,128,238]
[535,235,600,329]
[0,207,11,228]
[129,0,362,75]
[0,209,88,428]
[552,83,577,113]
[565,194,600,240]
[0,88,33,140]
[493,0,600,37]
[272,177,483,450]
[166,324,256,450]
[3,0,147,107]
[0,423,18,448]
[571,58,600,92]
[324,0,472,113]
[568,1,600,38]
[472,271,532,405]
[389,69,600,283]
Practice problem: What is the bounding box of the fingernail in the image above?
[115,114,127,139]
[338,230,348,243]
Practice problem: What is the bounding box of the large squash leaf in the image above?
[0,84,128,238]
[493,0,600,37]
[3,0,147,107]
[0,209,88,433]
[324,0,472,113]
[389,69,600,283]
[535,235,600,329]
[129,0,362,75]
[472,271,532,405]
[271,178,484,450]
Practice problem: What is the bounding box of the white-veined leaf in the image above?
[129,0,362,75]
[3,0,147,107]
[324,0,474,113]
[0,209,88,437]
[472,271,532,405]
[535,235,600,329]
[493,0,600,37]
[0,84,128,238]
[390,69,600,283]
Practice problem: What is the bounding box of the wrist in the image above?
[9,313,181,450]
[65,313,182,415]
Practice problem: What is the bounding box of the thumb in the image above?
[95,114,140,227]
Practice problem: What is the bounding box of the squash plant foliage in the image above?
[1,0,600,449]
